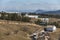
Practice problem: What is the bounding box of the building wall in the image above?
[40,18,49,23]
[45,25,57,32]
[25,14,38,18]
[27,15,38,18]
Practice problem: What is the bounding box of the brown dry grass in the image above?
[48,28,60,40]
[0,20,43,40]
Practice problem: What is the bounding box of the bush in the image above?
[4,32,10,36]
[35,20,47,26]
[48,22,60,28]
[35,20,41,24]
[21,26,29,32]
[14,30,19,34]
[22,17,31,22]
[20,26,32,34]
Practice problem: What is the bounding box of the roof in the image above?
[46,25,56,28]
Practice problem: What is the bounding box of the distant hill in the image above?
[42,10,60,14]
[35,10,60,15]
[35,10,46,13]
[2,9,60,15]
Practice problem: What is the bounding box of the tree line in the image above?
[0,12,31,22]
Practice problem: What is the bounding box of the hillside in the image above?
[0,20,43,40]
[48,28,60,40]
[0,19,60,40]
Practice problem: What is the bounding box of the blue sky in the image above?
[0,0,60,11]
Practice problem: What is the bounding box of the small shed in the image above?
[44,25,56,32]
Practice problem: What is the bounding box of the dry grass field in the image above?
[0,18,60,40]
[48,28,60,40]
[0,20,43,40]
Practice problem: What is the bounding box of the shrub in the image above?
[4,32,10,36]
[20,26,29,32]
[48,22,60,28]
[35,20,41,24]
[35,20,47,26]
[14,30,19,34]
[22,17,31,22]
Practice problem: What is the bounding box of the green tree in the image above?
[22,17,31,22]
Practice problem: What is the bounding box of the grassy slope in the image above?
[0,20,42,40]
[49,28,60,40]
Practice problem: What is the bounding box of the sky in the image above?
[0,0,60,11]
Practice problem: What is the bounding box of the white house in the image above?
[25,14,38,18]
[40,18,49,23]
[44,25,56,32]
